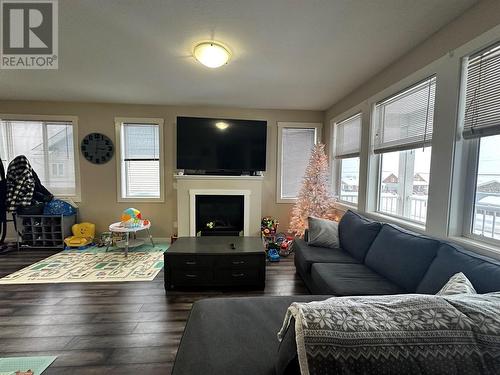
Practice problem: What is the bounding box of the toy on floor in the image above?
[15,370,34,375]
[279,237,294,256]
[97,231,113,247]
[267,248,280,262]
[64,222,96,248]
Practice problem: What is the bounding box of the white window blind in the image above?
[121,123,160,198]
[373,76,436,153]
[281,127,317,199]
[463,42,500,139]
[334,113,362,159]
[0,119,76,196]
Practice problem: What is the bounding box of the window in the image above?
[462,42,500,243]
[0,116,78,197]
[373,76,436,224]
[115,118,164,201]
[277,122,321,202]
[378,147,431,222]
[333,113,361,205]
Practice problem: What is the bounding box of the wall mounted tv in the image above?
[176,116,267,174]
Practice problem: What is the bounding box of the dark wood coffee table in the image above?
[164,236,266,290]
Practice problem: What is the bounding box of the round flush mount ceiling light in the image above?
[215,121,229,130]
[193,41,231,68]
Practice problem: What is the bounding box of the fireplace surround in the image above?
[175,175,263,237]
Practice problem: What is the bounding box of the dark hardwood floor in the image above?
[0,249,308,374]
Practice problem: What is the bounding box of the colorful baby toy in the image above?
[121,208,145,228]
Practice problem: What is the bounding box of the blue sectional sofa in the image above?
[172,210,500,375]
[295,210,500,295]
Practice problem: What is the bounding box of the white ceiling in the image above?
[0,0,477,110]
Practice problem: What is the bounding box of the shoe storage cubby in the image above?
[15,214,76,249]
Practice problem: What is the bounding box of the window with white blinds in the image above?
[278,123,320,201]
[0,118,77,196]
[463,42,500,139]
[334,113,362,159]
[373,76,436,153]
[117,119,164,200]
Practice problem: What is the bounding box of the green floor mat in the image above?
[0,356,56,374]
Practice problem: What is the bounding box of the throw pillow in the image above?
[437,272,477,296]
[307,217,339,248]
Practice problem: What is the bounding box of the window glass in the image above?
[472,134,500,239]
[339,157,359,204]
[120,123,161,199]
[0,120,76,196]
[378,147,431,223]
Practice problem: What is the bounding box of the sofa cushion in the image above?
[310,263,403,296]
[416,243,500,294]
[293,238,359,277]
[338,210,382,262]
[307,216,339,249]
[364,224,439,292]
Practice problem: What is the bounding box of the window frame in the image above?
[455,37,500,249]
[276,122,322,204]
[331,113,362,208]
[115,117,165,203]
[0,113,81,202]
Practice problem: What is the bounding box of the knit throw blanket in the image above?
[278,293,500,375]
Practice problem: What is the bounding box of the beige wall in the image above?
[0,100,322,238]
[324,0,500,143]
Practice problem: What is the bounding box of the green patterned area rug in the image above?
[0,243,168,284]
[0,356,56,374]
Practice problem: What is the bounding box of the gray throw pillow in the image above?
[307,217,339,249]
[437,272,477,296]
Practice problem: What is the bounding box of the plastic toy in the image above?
[97,231,113,247]
[121,208,143,228]
[267,248,280,262]
[64,222,96,248]
[279,237,294,256]
[261,216,279,236]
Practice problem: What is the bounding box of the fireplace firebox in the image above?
[195,195,244,236]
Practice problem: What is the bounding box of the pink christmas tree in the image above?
[289,143,335,236]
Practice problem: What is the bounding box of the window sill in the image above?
[363,211,426,234]
[334,201,358,211]
[118,197,164,203]
[448,236,500,260]
[276,197,298,204]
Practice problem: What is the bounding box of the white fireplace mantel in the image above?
[189,189,251,236]
[175,176,263,237]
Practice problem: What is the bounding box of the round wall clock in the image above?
[81,133,114,164]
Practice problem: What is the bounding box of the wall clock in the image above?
[81,133,114,164]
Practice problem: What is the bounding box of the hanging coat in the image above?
[0,159,6,244]
[5,155,35,212]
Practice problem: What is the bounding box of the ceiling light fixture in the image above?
[193,41,231,68]
[215,121,229,130]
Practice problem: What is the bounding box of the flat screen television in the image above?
[176,116,267,173]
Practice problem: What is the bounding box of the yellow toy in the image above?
[64,222,96,248]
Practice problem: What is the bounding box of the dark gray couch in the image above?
[295,210,500,295]
[172,211,500,375]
